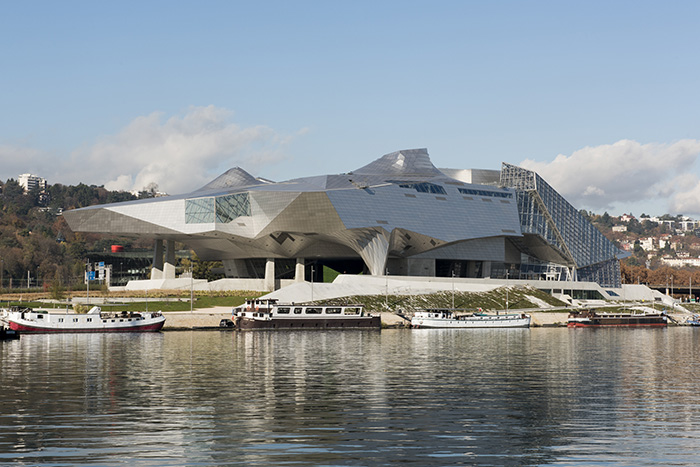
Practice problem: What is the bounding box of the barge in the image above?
[233,299,381,330]
[2,307,165,333]
[411,310,531,328]
[567,309,667,327]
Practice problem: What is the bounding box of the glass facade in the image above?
[500,163,622,287]
[185,193,251,224]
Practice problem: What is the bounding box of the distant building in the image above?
[17,173,47,193]
[661,257,700,268]
[678,220,697,231]
[619,213,635,223]
[639,237,655,251]
[612,225,627,232]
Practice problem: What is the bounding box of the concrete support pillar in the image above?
[482,261,492,279]
[264,258,275,291]
[163,239,176,279]
[151,239,164,280]
[467,261,477,278]
[295,258,305,282]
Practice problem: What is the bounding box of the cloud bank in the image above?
[1,106,299,194]
[519,139,700,216]
[77,105,296,193]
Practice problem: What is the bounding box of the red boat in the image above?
[567,309,667,327]
[1,307,165,333]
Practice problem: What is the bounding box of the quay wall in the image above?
[160,310,573,329]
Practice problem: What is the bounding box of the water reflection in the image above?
[2,328,700,465]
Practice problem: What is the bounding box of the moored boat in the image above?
[233,299,381,330]
[1,326,20,340]
[411,309,531,328]
[567,309,667,327]
[2,306,165,333]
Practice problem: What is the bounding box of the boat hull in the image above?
[411,316,531,328]
[8,320,165,333]
[1,328,20,340]
[567,319,667,328]
[236,316,381,330]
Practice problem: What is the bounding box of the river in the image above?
[2,328,700,466]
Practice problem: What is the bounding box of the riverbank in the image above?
[10,308,690,330]
[160,310,574,329]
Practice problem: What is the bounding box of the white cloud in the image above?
[1,106,300,194]
[62,105,297,194]
[519,139,700,215]
[0,145,51,181]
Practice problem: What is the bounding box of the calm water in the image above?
[2,328,700,466]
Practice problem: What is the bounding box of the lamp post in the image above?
[505,269,509,313]
[310,266,314,302]
[385,268,389,309]
[86,261,90,305]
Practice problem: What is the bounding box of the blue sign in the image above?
[88,271,96,280]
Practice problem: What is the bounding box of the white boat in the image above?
[1,306,165,333]
[411,309,531,328]
[233,299,381,330]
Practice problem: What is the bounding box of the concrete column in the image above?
[295,258,305,282]
[264,258,275,291]
[482,261,492,279]
[163,239,176,279]
[151,239,164,280]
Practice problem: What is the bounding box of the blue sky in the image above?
[2,1,700,216]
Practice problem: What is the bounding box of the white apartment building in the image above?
[639,237,655,251]
[17,173,47,192]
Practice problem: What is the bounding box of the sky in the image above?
[1,1,700,216]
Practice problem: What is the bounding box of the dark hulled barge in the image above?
[567,309,667,328]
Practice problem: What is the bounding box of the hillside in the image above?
[0,179,151,290]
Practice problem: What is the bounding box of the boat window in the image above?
[326,308,341,314]
[120,319,124,322]
[306,308,322,314]
[58,318,63,322]
[277,307,290,314]
[294,308,303,314]
[87,318,92,322]
[73,318,79,322]
[37,314,44,319]
[344,308,360,315]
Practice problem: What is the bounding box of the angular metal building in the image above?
[63,148,624,288]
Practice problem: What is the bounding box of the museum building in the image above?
[63,148,624,289]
